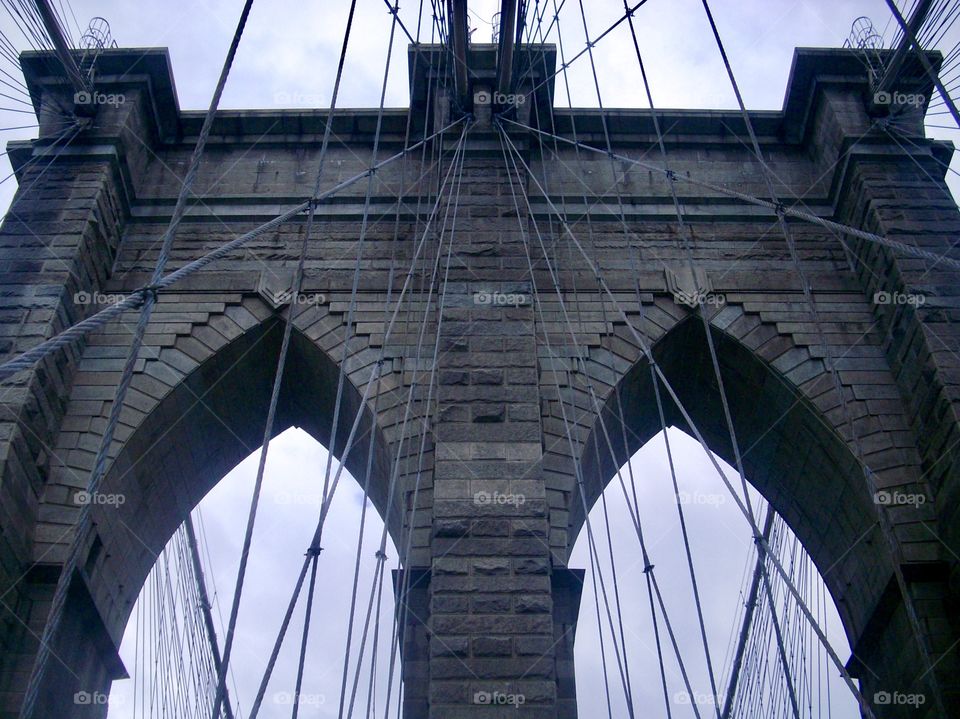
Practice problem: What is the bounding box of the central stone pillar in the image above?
[425,136,569,716]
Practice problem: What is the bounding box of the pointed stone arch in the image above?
[24,292,399,716]
[566,303,948,710]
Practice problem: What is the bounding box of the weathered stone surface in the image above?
[0,44,957,719]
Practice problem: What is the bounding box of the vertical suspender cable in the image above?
[376,123,471,719]
[209,0,361,712]
[616,6,802,714]
[283,0,406,705]
[525,8,644,711]
[498,131,710,719]
[289,553,319,719]
[380,18,459,711]
[722,508,774,718]
[20,3,256,716]
[348,137,466,718]
[698,1,945,713]
[184,515,235,719]
[497,125,878,719]
[522,9,679,714]
[241,123,468,719]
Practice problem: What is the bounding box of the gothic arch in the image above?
[29,295,398,708]
[568,308,943,703]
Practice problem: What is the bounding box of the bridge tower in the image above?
[0,5,958,718]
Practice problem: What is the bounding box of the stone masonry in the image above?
[0,43,958,718]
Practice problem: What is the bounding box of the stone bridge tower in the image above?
[0,32,958,719]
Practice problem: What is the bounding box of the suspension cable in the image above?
[0,113,465,385]
[208,5,361,715]
[287,5,407,713]
[374,123,472,719]
[242,123,470,719]
[524,6,737,710]
[699,1,946,713]
[184,515,235,719]
[380,16,458,717]
[347,135,466,719]
[499,130,713,719]
[498,123,879,719]
[499,116,960,272]
[615,5,800,713]
[524,15,687,714]
[19,4,256,716]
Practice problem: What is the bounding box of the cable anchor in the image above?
[140,284,161,304]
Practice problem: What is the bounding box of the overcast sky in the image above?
[1,0,956,717]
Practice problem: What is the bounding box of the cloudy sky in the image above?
[1,0,956,717]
